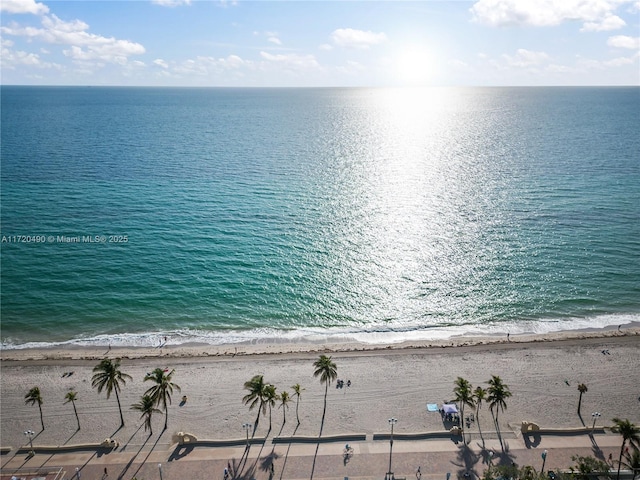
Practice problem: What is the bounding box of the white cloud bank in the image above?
[1,13,145,65]
[330,28,387,49]
[607,35,640,49]
[0,0,48,15]
[470,0,631,32]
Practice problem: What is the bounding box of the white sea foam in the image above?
[2,313,638,350]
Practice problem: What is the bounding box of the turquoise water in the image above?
[1,86,639,348]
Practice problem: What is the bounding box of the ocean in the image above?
[1,86,639,349]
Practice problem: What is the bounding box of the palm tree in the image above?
[279,391,291,426]
[243,375,268,430]
[131,394,161,435]
[92,358,132,427]
[25,387,44,430]
[291,383,304,426]
[263,384,278,431]
[313,355,337,429]
[621,443,640,478]
[611,418,640,480]
[453,377,474,442]
[64,390,80,430]
[144,368,180,431]
[577,383,588,416]
[473,385,487,443]
[487,375,511,447]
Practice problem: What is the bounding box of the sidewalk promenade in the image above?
[1,431,623,480]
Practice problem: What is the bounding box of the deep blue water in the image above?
[1,86,639,348]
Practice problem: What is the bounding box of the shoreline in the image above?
[2,325,638,458]
[2,322,638,363]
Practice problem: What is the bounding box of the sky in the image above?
[1,0,639,87]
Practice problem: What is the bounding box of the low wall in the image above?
[272,433,367,444]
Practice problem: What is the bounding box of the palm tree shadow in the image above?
[62,429,80,446]
[259,449,280,474]
[116,432,152,480]
[70,451,100,480]
[578,412,586,427]
[278,424,299,480]
[110,424,124,439]
[590,435,605,460]
[452,442,481,478]
[490,409,506,452]
[492,447,517,469]
[119,424,144,452]
[310,406,327,480]
[233,462,257,480]
[126,429,165,480]
[250,436,268,473]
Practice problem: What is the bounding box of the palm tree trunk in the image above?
[39,405,45,430]
[72,401,80,430]
[617,441,625,480]
[495,408,504,451]
[115,388,124,426]
[320,383,328,435]
[476,405,484,447]
[296,399,300,425]
[164,407,169,430]
[460,403,465,444]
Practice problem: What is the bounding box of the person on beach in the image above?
[416,466,422,479]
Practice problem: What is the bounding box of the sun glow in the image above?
[395,46,435,85]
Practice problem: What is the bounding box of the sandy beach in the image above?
[2,326,640,456]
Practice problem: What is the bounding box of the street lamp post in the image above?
[541,450,548,474]
[591,412,601,430]
[158,463,163,480]
[24,430,35,457]
[387,418,398,480]
[242,423,252,447]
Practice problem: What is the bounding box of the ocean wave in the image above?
[2,312,638,350]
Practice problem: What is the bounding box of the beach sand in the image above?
[1,327,639,454]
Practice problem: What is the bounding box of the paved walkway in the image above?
[0,431,624,480]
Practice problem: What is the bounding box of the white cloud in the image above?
[470,0,629,31]
[154,59,169,68]
[220,54,246,69]
[1,13,145,64]
[267,36,282,46]
[1,42,61,71]
[318,44,333,51]
[604,56,635,66]
[502,48,550,68]
[260,51,320,70]
[580,14,626,31]
[151,0,192,7]
[0,0,49,15]
[172,54,253,77]
[330,28,387,49]
[607,35,640,49]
